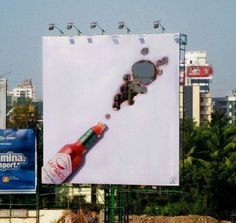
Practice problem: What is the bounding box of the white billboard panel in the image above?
[43,34,180,185]
[0,79,7,129]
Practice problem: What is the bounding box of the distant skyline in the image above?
[0,0,236,97]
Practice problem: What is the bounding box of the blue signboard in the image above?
[0,129,36,193]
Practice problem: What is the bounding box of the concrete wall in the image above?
[0,209,104,223]
[0,210,64,223]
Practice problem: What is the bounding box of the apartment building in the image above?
[213,91,236,125]
[182,51,213,124]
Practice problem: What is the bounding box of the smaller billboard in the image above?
[186,65,213,79]
[0,129,36,194]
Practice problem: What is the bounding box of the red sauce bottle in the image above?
[42,122,106,184]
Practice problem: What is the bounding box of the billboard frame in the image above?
[43,33,181,186]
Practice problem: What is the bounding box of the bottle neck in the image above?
[77,128,98,150]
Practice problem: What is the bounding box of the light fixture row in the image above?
[48,21,165,35]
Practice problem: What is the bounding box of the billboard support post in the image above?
[9,194,12,223]
[179,33,188,187]
[36,122,44,223]
[104,185,129,223]
[36,187,40,223]
[111,185,116,222]
[36,126,41,223]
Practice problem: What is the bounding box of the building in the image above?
[7,79,36,109]
[185,51,213,93]
[184,85,200,124]
[10,79,36,99]
[213,91,236,125]
[200,91,212,122]
[7,79,43,120]
[182,51,213,124]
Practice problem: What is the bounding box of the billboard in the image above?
[43,33,180,186]
[0,129,36,193]
[0,79,7,129]
[186,65,213,79]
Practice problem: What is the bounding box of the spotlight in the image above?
[90,22,97,29]
[90,22,105,35]
[118,22,125,29]
[118,22,131,34]
[67,22,82,35]
[49,23,55,31]
[153,20,165,33]
[153,21,160,29]
[48,23,64,35]
[67,23,73,30]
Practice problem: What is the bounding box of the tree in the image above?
[7,98,39,129]
[128,114,236,218]
[181,112,236,218]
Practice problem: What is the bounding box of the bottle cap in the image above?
[93,122,106,136]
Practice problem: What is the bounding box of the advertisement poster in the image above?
[43,33,180,186]
[0,129,36,193]
[186,65,213,79]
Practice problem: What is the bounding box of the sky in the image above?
[0,0,236,98]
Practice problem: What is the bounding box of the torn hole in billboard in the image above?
[141,47,149,55]
[132,60,157,85]
[112,58,168,110]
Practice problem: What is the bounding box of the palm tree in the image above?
[182,111,236,218]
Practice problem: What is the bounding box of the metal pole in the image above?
[36,184,40,223]
[36,126,41,223]
[9,194,12,223]
[111,185,116,223]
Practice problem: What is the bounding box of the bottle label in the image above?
[79,129,98,149]
[42,153,72,184]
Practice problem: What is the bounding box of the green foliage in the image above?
[129,112,236,219]
[7,98,39,129]
[181,112,236,218]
